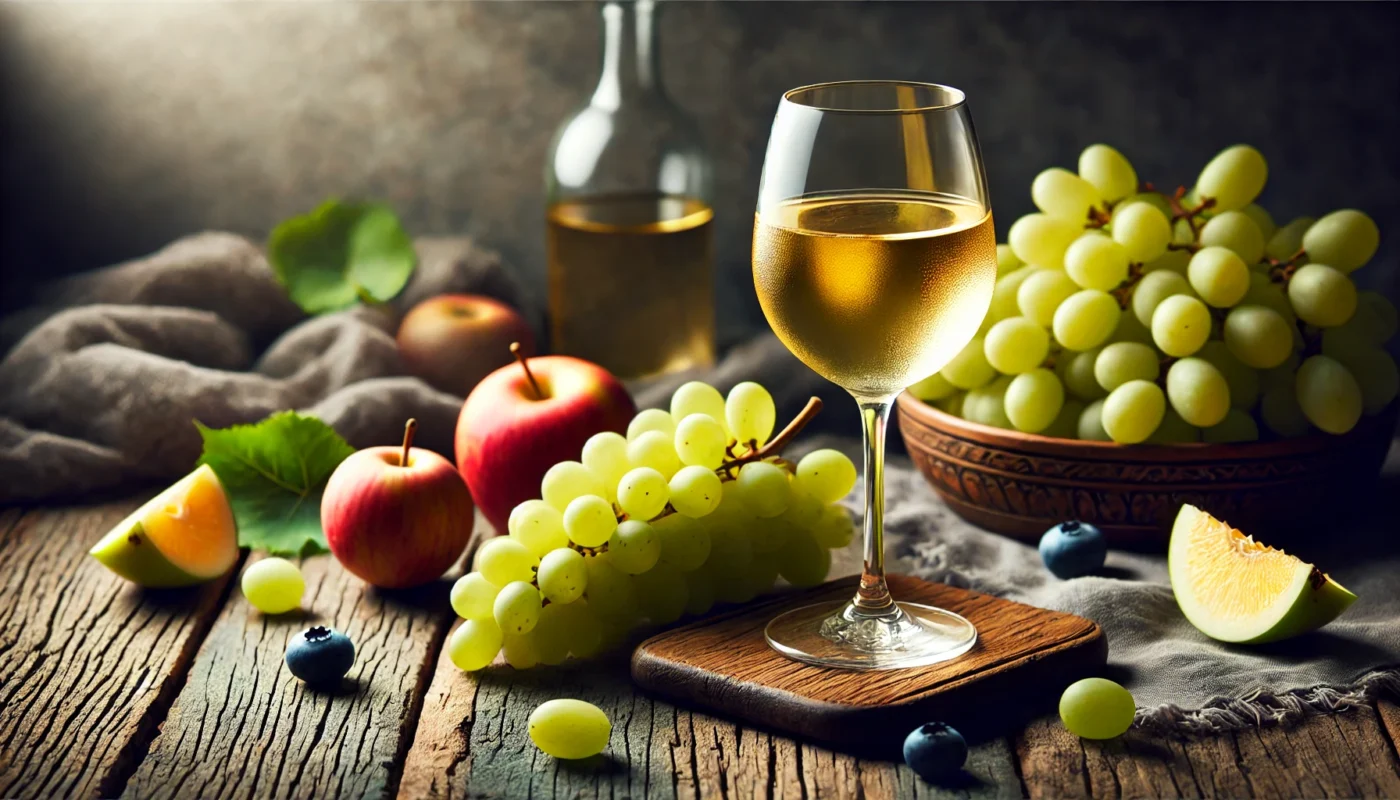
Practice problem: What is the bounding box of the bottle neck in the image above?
[592,0,662,110]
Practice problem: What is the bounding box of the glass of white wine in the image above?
[753,81,997,670]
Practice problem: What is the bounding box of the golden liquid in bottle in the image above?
[752,191,997,398]
[546,194,716,379]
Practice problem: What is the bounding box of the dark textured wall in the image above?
[3,2,1397,344]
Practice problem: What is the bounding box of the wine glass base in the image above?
[765,599,977,671]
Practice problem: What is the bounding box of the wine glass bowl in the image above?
[753,81,997,670]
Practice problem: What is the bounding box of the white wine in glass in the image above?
[753,82,996,670]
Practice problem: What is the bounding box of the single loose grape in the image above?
[537,548,588,603]
[996,243,1024,275]
[984,316,1051,374]
[616,467,669,521]
[529,699,611,760]
[508,500,569,558]
[1198,211,1265,265]
[1203,409,1261,443]
[1288,264,1357,328]
[1008,213,1081,269]
[1187,246,1250,308]
[627,430,681,479]
[607,519,661,575]
[1032,167,1104,222]
[1101,380,1166,444]
[475,537,539,586]
[1302,209,1380,273]
[451,572,500,620]
[1060,677,1136,739]
[909,373,957,402]
[735,462,791,518]
[541,461,605,512]
[448,618,503,672]
[1053,289,1120,351]
[1064,234,1130,291]
[1151,295,1212,357]
[1111,202,1172,263]
[795,449,858,504]
[1078,144,1137,203]
[581,432,631,501]
[655,514,712,572]
[1018,269,1079,328]
[674,413,727,469]
[940,336,997,390]
[627,408,676,440]
[1094,342,1160,392]
[669,465,724,518]
[1131,269,1194,328]
[1165,358,1231,428]
[493,580,542,635]
[1004,369,1065,433]
[1295,355,1363,434]
[1057,347,1107,401]
[563,495,617,548]
[1077,399,1112,441]
[726,381,777,446]
[670,381,728,434]
[242,557,305,615]
[1194,144,1267,212]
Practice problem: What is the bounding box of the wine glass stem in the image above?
[854,395,896,615]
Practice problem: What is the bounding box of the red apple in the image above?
[397,294,536,397]
[323,420,474,588]
[456,346,634,533]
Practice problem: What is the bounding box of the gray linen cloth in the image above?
[3,233,1396,732]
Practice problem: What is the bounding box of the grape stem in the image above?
[511,342,543,400]
[1164,184,1216,245]
[400,418,417,467]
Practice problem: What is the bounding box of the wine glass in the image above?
[752,81,997,670]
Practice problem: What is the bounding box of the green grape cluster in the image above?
[446,381,858,672]
[909,143,1396,444]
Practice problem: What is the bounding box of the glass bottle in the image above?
[545,0,715,379]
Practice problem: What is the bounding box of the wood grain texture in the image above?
[0,500,236,799]
[633,574,1105,747]
[121,552,457,800]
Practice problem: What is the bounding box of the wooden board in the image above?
[631,574,1106,751]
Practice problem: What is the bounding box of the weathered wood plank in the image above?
[0,500,235,799]
[122,552,457,799]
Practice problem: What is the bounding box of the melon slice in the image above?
[90,464,240,587]
[1169,504,1356,644]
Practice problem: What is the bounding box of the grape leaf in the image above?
[267,199,417,314]
[195,412,356,556]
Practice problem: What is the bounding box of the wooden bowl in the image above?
[895,392,1397,550]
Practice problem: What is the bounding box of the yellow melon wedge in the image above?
[1169,504,1356,644]
[90,464,240,587]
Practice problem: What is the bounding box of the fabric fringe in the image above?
[1134,667,1400,737]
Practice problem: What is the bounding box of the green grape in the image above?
[1198,211,1265,266]
[1354,291,1399,344]
[1102,380,1166,444]
[1042,399,1085,439]
[493,580,542,635]
[448,618,503,672]
[707,530,757,604]
[1143,248,1191,275]
[1223,305,1293,369]
[1146,409,1200,444]
[726,381,777,445]
[813,504,856,548]
[1165,358,1231,428]
[674,413,727,469]
[1288,264,1357,327]
[529,603,572,666]
[1004,368,1065,433]
[735,462,791,518]
[1131,269,1194,327]
[747,550,783,597]
[1241,271,1295,321]
[1058,347,1107,401]
[508,500,569,558]
[989,264,1041,323]
[1094,342,1160,392]
[1188,246,1251,308]
[1151,295,1212,357]
[1032,167,1104,222]
[777,531,831,588]
[1053,289,1120,351]
[683,568,716,616]
[537,547,588,603]
[583,557,637,621]
[1264,216,1315,262]
[541,461,605,512]
[941,335,997,390]
[1266,354,1301,387]
[962,374,1014,428]
[1302,210,1380,273]
[1113,191,1173,219]
[909,372,957,402]
[581,432,630,502]
[1203,409,1260,443]
[1008,213,1082,269]
[795,449,858,504]
[1295,355,1363,434]
[1198,341,1261,410]
[1194,145,1267,212]
[936,392,965,417]
[563,494,616,548]
[984,316,1051,375]
[670,381,729,436]
[1112,308,1156,345]
[1261,384,1310,437]
[627,430,681,479]
[779,489,822,529]
[451,572,500,620]
[669,465,724,518]
[554,600,602,659]
[476,537,539,586]
[1018,269,1079,327]
[1319,337,1399,415]
[1064,234,1130,291]
[529,699,611,760]
[996,243,1024,276]
[1078,144,1137,203]
[501,632,539,670]
[1077,399,1112,441]
[654,514,711,571]
[1241,203,1277,241]
[627,408,676,441]
[607,519,660,574]
[616,466,669,520]
[1060,677,1135,740]
[1111,202,1172,263]
[241,557,305,615]
[634,562,689,624]
[747,511,793,555]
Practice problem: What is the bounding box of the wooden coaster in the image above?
[631,574,1105,749]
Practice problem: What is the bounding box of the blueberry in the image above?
[1039,520,1107,579]
[903,721,968,782]
[285,625,355,685]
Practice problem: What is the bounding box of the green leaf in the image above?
[267,199,417,314]
[195,411,356,556]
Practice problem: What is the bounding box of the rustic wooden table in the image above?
[4,499,1398,799]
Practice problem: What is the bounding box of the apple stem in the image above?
[401,418,417,467]
[511,342,542,400]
